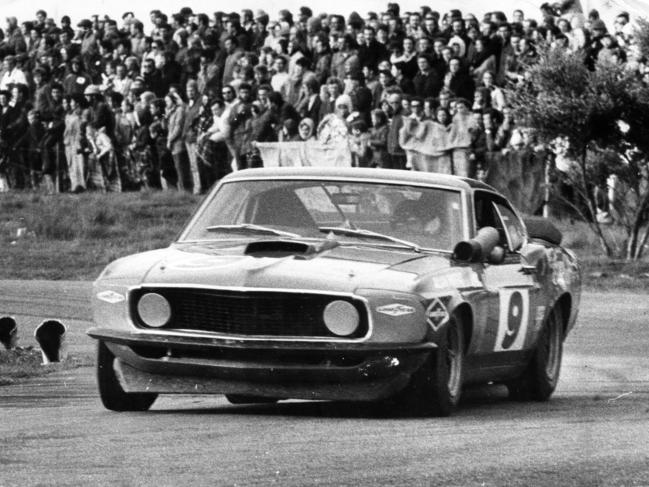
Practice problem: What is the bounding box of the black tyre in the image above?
[394,315,465,417]
[96,341,158,411]
[507,306,563,401]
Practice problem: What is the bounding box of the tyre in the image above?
[393,314,465,417]
[507,305,563,401]
[96,341,158,411]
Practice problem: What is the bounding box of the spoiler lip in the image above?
[87,327,437,353]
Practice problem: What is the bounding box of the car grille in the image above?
[130,287,369,339]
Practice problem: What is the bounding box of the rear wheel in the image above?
[97,341,158,411]
[393,315,464,417]
[507,306,563,401]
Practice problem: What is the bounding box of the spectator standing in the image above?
[226,83,254,170]
[165,92,190,191]
[63,57,91,97]
[349,119,371,167]
[386,92,406,169]
[41,83,66,192]
[368,108,390,168]
[182,80,202,194]
[200,98,231,183]
[0,55,27,90]
[296,77,321,122]
[448,98,476,177]
[413,54,442,98]
[63,94,86,192]
[445,57,475,101]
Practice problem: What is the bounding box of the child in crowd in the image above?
[349,119,371,167]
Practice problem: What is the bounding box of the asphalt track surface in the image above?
[1,280,648,486]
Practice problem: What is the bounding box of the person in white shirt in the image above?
[0,56,27,91]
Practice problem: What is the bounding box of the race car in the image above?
[88,167,581,416]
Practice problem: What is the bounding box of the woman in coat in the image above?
[165,92,191,191]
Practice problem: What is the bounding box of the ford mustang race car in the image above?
[88,167,581,416]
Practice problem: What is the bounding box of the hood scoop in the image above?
[244,239,339,259]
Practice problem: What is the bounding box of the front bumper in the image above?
[88,328,436,401]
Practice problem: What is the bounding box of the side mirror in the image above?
[453,227,500,263]
[520,242,548,275]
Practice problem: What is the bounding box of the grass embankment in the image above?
[0,348,92,386]
[0,191,648,289]
[0,191,201,280]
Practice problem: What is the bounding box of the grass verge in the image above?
[0,191,201,280]
[0,348,93,386]
[0,191,648,289]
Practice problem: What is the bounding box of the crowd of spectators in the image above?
[0,3,642,195]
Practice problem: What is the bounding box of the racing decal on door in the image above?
[494,289,530,352]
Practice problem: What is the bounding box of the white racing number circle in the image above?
[323,300,360,337]
[137,293,172,328]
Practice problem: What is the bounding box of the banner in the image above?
[256,141,352,168]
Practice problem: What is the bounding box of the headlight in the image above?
[137,293,171,328]
[323,300,359,337]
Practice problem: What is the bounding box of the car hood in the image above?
[103,240,454,294]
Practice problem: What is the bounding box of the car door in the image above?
[473,191,541,369]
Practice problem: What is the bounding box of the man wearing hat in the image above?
[84,84,114,138]
[77,19,98,65]
[252,10,269,50]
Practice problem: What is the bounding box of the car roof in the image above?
[223,167,497,192]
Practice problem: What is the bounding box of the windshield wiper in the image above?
[319,226,421,252]
[206,224,302,238]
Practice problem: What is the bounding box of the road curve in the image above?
[1,281,648,486]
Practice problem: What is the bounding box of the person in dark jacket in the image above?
[412,54,442,98]
[446,57,475,101]
[141,58,166,97]
[182,80,202,194]
[358,26,389,71]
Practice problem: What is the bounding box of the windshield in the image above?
[180,179,465,251]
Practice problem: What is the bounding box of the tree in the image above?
[508,41,649,260]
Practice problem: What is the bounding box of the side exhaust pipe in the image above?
[34,320,68,364]
[0,316,18,350]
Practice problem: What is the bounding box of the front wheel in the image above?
[394,315,465,417]
[96,341,158,411]
[507,306,564,401]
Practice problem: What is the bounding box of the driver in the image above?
[391,198,442,235]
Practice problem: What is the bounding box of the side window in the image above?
[493,202,526,252]
[474,193,500,230]
[474,191,525,253]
